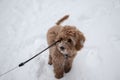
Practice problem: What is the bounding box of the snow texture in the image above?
[0,0,120,80]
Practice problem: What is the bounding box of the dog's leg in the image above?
[53,58,64,79]
[53,63,64,79]
[64,59,73,73]
[48,48,53,65]
[48,54,52,65]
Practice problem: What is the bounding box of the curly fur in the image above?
[47,15,85,79]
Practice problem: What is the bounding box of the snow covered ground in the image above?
[0,0,120,80]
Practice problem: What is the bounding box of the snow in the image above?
[0,0,120,80]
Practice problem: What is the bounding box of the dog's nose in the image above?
[60,46,65,50]
[65,54,68,57]
[64,54,68,58]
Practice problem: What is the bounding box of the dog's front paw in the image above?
[64,67,71,73]
[55,74,64,79]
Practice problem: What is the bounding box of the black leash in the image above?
[0,40,60,78]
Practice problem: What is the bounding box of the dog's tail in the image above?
[56,15,69,25]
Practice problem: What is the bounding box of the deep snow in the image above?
[0,0,120,80]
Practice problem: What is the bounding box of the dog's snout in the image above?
[60,46,65,50]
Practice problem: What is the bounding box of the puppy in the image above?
[47,15,85,79]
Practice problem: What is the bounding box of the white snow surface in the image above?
[0,0,120,80]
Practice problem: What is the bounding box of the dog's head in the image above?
[55,26,85,57]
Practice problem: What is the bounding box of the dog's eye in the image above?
[68,39,72,43]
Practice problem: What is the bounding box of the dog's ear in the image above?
[75,31,85,51]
